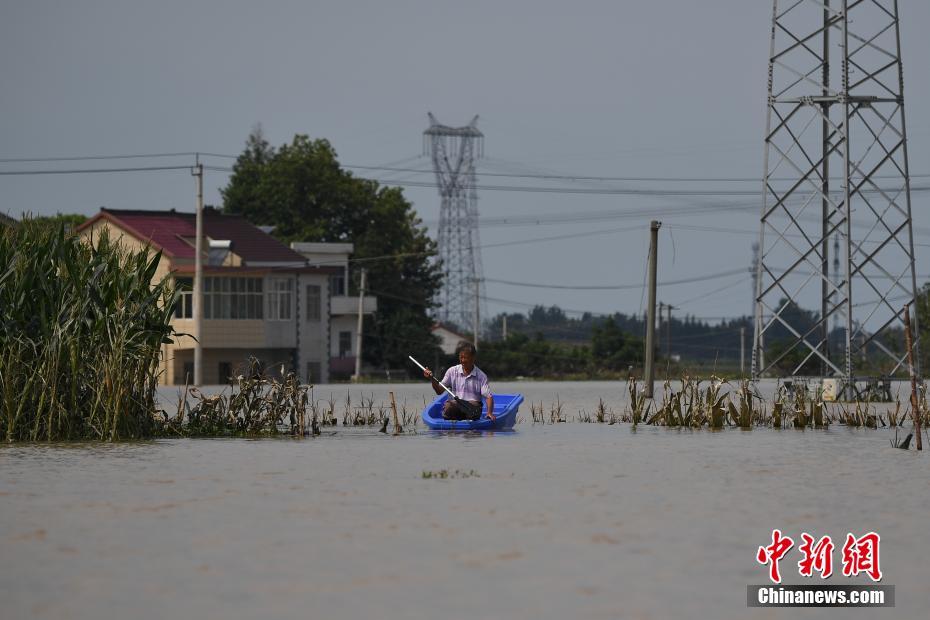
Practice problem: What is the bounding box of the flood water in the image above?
[2,380,928,619]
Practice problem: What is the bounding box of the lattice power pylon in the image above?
[753,0,920,384]
[424,113,485,331]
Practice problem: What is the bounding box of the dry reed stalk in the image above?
[389,391,402,434]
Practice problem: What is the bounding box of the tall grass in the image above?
[0,220,177,441]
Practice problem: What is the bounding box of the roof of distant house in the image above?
[77,208,306,264]
[431,322,468,339]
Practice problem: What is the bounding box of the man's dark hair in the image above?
[456,341,477,357]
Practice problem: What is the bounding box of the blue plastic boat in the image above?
[421,393,524,431]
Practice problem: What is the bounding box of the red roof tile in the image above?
[78,208,306,264]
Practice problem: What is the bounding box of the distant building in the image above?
[76,208,376,385]
[430,323,470,355]
[290,242,378,379]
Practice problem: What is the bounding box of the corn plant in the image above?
[627,378,651,426]
[1,220,179,441]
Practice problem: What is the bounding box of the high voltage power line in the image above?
[484,268,748,290]
[4,160,928,197]
[0,165,194,176]
[3,151,930,193]
[3,148,925,330]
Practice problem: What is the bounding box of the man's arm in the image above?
[480,374,495,420]
[422,368,444,395]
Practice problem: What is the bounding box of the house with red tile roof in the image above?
[77,207,375,384]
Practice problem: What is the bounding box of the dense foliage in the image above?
[221,129,443,375]
[917,283,930,372]
[471,316,644,379]
[0,220,177,440]
[483,292,930,378]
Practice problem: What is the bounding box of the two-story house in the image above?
[289,242,378,380]
[76,207,364,385]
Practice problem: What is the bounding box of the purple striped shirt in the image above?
[442,365,492,402]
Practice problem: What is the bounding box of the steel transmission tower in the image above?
[753,0,920,384]
[424,113,485,331]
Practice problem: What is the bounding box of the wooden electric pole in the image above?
[353,268,367,382]
[192,157,204,386]
[644,221,660,398]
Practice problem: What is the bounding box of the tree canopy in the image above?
[221,128,443,375]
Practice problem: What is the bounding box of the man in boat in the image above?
[422,342,495,421]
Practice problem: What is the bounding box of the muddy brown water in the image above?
[2,380,927,619]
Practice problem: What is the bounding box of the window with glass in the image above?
[329,273,346,297]
[267,277,294,321]
[306,284,321,321]
[339,331,352,358]
[218,362,232,383]
[306,362,321,382]
[174,277,193,319]
[203,277,263,319]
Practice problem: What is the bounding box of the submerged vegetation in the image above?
[521,377,928,437]
[158,359,420,437]
[0,220,177,441]
[422,469,480,479]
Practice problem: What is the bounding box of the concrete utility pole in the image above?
[353,268,367,382]
[658,302,664,339]
[665,303,674,362]
[740,327,746,376]
[473,277,480,349]
[192,157,204,386]
[644,221,660,398]
[502,314,508,340]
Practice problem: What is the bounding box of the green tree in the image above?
[221,129,443,374]
[591,317,643,371]
[30,213,87,232]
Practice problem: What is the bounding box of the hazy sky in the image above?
[2,1,929,324]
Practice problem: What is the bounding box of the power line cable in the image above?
[345,162,930,183]
[0,165,194,176]
[0,152,198,163]
[672,276,751,308]
[9,162,929,198]
[484,268,748,291]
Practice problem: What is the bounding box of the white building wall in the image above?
[297,272,330,384]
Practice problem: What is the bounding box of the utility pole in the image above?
[665,303,674,362]
[740,327,746,376]
[644,221,660,398]
[353,268,367,382]
[502,315,508,341]
[658,301,665,350]
[192,157,204,386]
[473,277,480,349]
